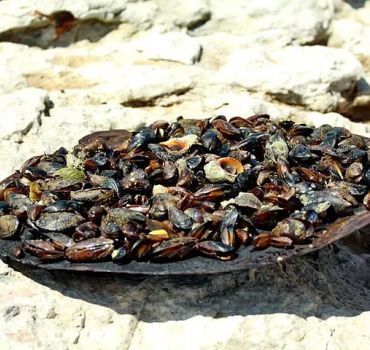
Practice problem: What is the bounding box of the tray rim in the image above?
[1,209,370,276]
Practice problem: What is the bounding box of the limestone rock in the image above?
[0,1,142,48]
[118,1,157,31]
[335,0,370,27]
[195,0,334,45]
[0,0,127,34]
[24,105,150,152]
[132,31,202,65]
[218,46,363,113]
[337,76,370,121]
[203,91,291,120]
[0,260,138,350]
[0,64,28,94]
[79,64,193,105]
[154,0,211,29]
[328,19,370,70]
[354,1,370,26]
[0,88,49,140]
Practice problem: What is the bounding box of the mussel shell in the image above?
[35,212,85,232]
[251,205,287,229]
[128,127,156,151]
[112,246,130,264]
[79,130,131,151]
[150,237,196,261]
[65,238,114,262]
[264,132,289,164]
[220,208,239,247]
[41,232,74,250]
[168,207,193,231]
[44,200,85,213]
[7,193,32,214]
[22,239,65,262]
[0,201,9,215]
[70,188,116,204]
[196,240,235,259]
[289,144,317,162]
[201,129,221,151]
[272,218,307,242]
[0,215,20,239]
[40,179,81,192]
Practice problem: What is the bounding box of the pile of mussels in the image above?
[1,115,370,264]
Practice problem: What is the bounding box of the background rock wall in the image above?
[0,0,370,349]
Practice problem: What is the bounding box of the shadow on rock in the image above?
[344,0,366,9]
[10,238,370,323]
[0,18,120,49]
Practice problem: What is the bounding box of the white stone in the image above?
[0,88,49,140]
[337,75,370,121]
[27,104,154,151]
[77,64,193,105]
[154,0,211,29]
[0,262,138,349]
[132,31,202,65]
[218,46,363,112]
[328,19,370,68]
[0,43,51,77]
[0,0,128,34]
[196,0,334,45]
[335,1,370,27]
[0,64,28,94]
[203,91,291,120]
[119,1,158,30]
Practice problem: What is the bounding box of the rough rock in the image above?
[0,261,137,350]
[201,90,292,120]
[0,0,130,48]
[1,241,370,349]
[118,1,157,32]
[154,0,211,29]
[337,76,370,121]
[328,19,370,69]
[132,31,202,65]
[84,64,193,105]
[0,64,28,94]
[335,0,370,27]
[195,0,333,45]
[218,46,363,113]
[0,0,127,33]
[0,88,49,140]
[354,1,370,26]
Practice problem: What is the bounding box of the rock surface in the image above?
[195,0,334,45]
[1,242,370,350]
[1,0,370,349]
[132,31,202,65]
[218,46,363,113]
[329,19,370,67]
